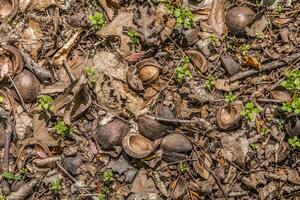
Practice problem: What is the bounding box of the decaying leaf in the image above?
[6,179,37,200]
[207,0,226,37]
[170,177,187,199]
[215,79,240,91]
[22,19,42,60]
[244,56,261,69]
[28,0,57,11]
[131,168,159,195]
[192,151,212,180]
[15,105,32,139]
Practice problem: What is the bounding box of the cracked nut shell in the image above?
[226,6,255,34]
[216,101,243,130]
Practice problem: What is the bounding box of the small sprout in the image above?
[84,66,97,84]
[240,102,260,121]
[260,127,270,137]
[281,96,300,114]
[288,136,300,149]
[179,162,189,173]
[127,28,140,46]
[54,121,73,137]
[38,95,54,112]
[175,56,192,84]
[255,32,265,39]
[275,4,282,15]
[250,143,259,150]
[0,195,5,200]
[89,12,106,30]
[19,167,28,175]
[205,74,216,91]
[208,33,217,46]
[51,180,62,192]
[0,95,3,104]
[255,0,262,7]
[281,69,300,92]
[98,193,106,200]
[1,172,22,180]
[240,44,251,55]
[170,7,194,29]
[103,171,114,184]
[225,44,235,52]
[224,91,237,103]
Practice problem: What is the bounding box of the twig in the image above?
[230,52,300,82]
[8,76,29,113]
[149,116,211,129]
[63,60,76,82]
[256,98,283,103]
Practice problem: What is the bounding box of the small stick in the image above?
[149,116,211,129]
[256,98,283,103]
[8,76,29,113]
[230,52,300,82]
[63,60,76,82]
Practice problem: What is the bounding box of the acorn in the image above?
[137,59,160,85]
[0,45,23,81]
[13,70,40,103]
[285,115,300,137]
[0,0,18,22]
[186,50,208,73]
[226,7,255,34]
[97,119,130,150]
[161,134,192,153]
[122,132,154,159]
[216,101,243,130]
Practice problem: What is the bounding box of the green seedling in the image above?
[255,32,265,39]
[179,162,189,173]
[240,102,260,121]
[250,143,259,150]
[51,180,62,192]
[208,33,217,46]
[98,186,110,200]
[205,74,216,91]
[260,127,270,137]
[281,69,300,92]
[38,95,54,112]
[255,0,263,7]
[0,196,5,200]
[103,171,114,184]
[89,12,106,30]
[98,193,106,200]
[281,96,300,114]
[275,4,282,15]
[1,172,22,180]
[175,56,192,84]
[169,7,194,29]
[288,136,300,149]
[54,121,73,137]
[19,167,28,175]
[0,95,3,104]
[84,66,97,84]
[127,28,140,45]
[240,44,251,55]
[224,91,237,103]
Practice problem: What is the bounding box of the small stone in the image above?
[220,55,240,76]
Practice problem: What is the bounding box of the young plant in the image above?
[1,172,22,180]
[98,186,110,200]
[51,180,62,192]
[127,28,140,46]
[205,74,216,91]
[38,95,54,112]
[179,162,189,173]
[175,56,192,84]
[0,195,5,200]
[288,136,300,149]
[89,12,106,30]
[240,102,260,121]
[171,7,194,29]
[54,121,73,137]
[260,127,270,137]
[0,95,3,104]
[224,91,237,103]
[208,33,217,46]
[240,44,251,55]
[250,143,259,150]
[84,66,97,84]
[275,4,282,15]
[103,171,114,184]
[281,69,300,92]
[281,96,300,114]
[255,32,265,40]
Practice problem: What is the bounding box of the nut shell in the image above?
[186,50,208,73]
[161,134,192,153]
[136,59,160,85]
[285,115,300,137]
[13,70,40,103]
[216,101,243,130]
[226,6,255,34]
[122,132,154,158]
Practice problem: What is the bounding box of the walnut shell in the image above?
[226,7,255,34]
[216,101,243,130]
[161,134,192,153]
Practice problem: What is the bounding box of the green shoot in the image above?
[0,195,5,200]
[98,193,106,200]
[250,143,259,150]
[208,33,217,46]
[1,172,22,180]
[179,162,189,173]
[51,180,62,192]
[175,56,192,84]
[98,186,110,200]
[281,69,300,92]
[288,136,300,149]
[89,12,106,30]
[281,96,300,114]
[103,171,114,184]
[54,121,73,137]
[127,28,140,46]
[205,74,216,91]
[275,4,282,15]
[240,102,260,121]
[19,167,28,175]
[255,32,265,40]
[0,95,3,104]
[240,44,251,55]
[84,66,97,84]
[169,7,194,29]
[260,127,270,137]
[38,95,54,112]
[224,91,237,103]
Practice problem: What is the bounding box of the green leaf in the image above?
[1,172,22,180]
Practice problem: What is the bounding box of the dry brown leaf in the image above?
[215,79,240,91]
[207,0,226,37]
[22,19,42,60]
[244,56,261,69]
[29,0,57,11]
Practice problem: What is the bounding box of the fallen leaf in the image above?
[131,168,159,195]
[22,19,42,60]
[207,0,226,37]
[29,0,57,11]
[246,16,269,37]
[244,56,261,69]
[215,79,240,91]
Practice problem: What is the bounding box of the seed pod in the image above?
[186,50,208,73]
[122,132,154,158]
[216,101,243,130]
[226,7,255,34]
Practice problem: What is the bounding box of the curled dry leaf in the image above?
[15,105,32,139]
[207,0,226,37]
[192,151,212,180]
[244,56,261,70]
[186,50,208,73]
[0,89,14,114]
[246,16,269,37]
[33,156,60,168]
[22,19,42,60]
[0,0,18,22]
[0,45,23,81]
[215,79,240,91]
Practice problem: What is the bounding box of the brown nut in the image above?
[136,59,160,85]
[161,134,192,153]
[226,6,255,34]
[13,70,40,103]
[285,115,300,137]
[186,50,208,73]
[122,132,154,158]
[97,119,130,150]
[0,45,23,81]
[0,0,18,22]
[216,101,243,130]
[137,115,173,140]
